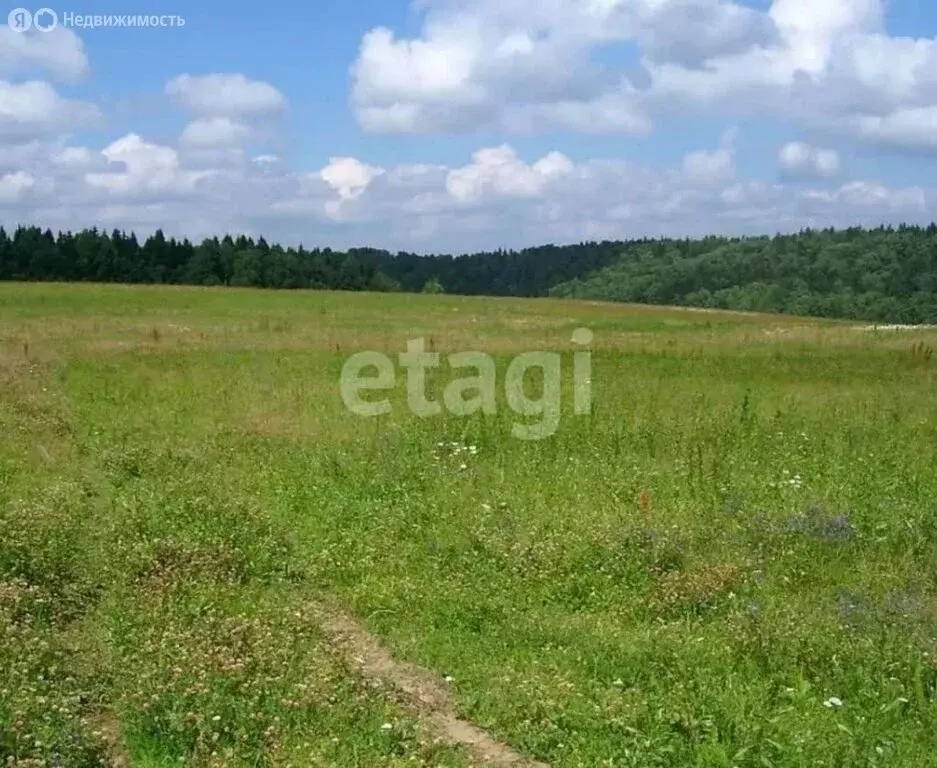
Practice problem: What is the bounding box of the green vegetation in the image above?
[2,282,937,766]
[421,278,446,295]
[6,223,937,323]
[550,226,937,324]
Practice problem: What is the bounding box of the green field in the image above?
[3,283,937,767]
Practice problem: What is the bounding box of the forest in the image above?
[3,223,937,323]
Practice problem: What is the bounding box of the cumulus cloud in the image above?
[854,108,937,152]
[645,0,937,153]
[682,147,734,184]
[52,146,94,168]
[0,27,89,81]
[1,8,935,252]
[166,74,287,116]
[0,171,36,203]
[0,140,51,171]
[351,3,654,134]
[679,128,737,185]
[350,0,937,153]
[319,157,385,219]
[0,80,100,140]
[446,145,574,203]
[805,179,926,210]
[2,132,934,251]
[0,28,98,157]
[779,142,841,180]
[180,117,252,148]
[85,134,212,198]
[321,157,384,200]
[350,0,785,134]
[637,0,778,66]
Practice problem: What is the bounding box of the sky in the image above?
[2,0,937,253]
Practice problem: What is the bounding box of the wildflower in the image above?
[381,722,393,730]
[823,697,843,708]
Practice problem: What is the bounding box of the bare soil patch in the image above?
[311,602,547,767]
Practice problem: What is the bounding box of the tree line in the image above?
[0,226,629,297]
[549,225,937,325]
[0,227,398,292]
[3,223,937,324]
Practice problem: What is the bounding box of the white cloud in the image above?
[779,142,841,180]
[180,117,252,148]
[681,128,736,184]
[0,12,932,256]
[252,154,280,166]
[638,0,778,66]
[319,157,385,220]
[854,107,937,151]
[0,140,47,171]
[351,2,656,134]
[166,74,286,116]
[0,27,89,81]
[446,145,574,203]
[646,0,937,152]
[350,0,778,134]
[350,0,937,154]
[85,133,212,197]
[0,80,100,140]
[769,0,883,72]
[354,27,478,103]
[0,171,35,203]
[52,146,94,168]
[682,147,734,184]
[502,87,652,135]
[816,180,926,211]
[321,157,384,200]
[3,132,934,252]
[253,142,933,251]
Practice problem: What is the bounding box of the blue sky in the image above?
[3,0,937,252]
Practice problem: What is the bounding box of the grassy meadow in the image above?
[2,282,937,766]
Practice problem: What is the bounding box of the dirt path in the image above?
[88,711,129,768]
[311,603,548,767]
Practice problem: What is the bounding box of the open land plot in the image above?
[2,282,937,766]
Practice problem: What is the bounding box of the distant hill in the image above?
[549,227,937,325]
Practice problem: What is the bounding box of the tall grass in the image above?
[2,282,937,766]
